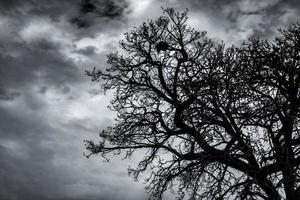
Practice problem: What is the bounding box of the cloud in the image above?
[75,46,97,56]
[0,87,20,101]
[158,0,299,44]
[0,86,144,200]
[70,0,129,29]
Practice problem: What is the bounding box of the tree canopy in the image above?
[85,8,300,200]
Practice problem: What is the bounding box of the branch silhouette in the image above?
[85,8,300,200]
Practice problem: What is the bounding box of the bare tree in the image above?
[85,8,300,200]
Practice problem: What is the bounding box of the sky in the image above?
[0,0,299,200]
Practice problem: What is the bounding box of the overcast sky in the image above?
[0,0,299,200]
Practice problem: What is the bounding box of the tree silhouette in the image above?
[85,8,300,200]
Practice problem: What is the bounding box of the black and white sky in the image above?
[0,0,299,199]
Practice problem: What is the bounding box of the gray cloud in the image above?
[70,0,129,29]
[0,40,79,89]
[0,87,20,101]
[174,0,300,41]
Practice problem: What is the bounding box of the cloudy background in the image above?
[0,0,299,199]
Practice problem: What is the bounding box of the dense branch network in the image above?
[85,8,300,200]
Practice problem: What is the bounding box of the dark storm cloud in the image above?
[0,0,128,39]
[0,39,79,90]
[0,87,20,101]
[178,0,300,40]
[0,0,127,21]
[252,0,300,38]
[70,0,129,28]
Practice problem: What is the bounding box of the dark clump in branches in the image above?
[156,41,169,53]
[85,7,300,200]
